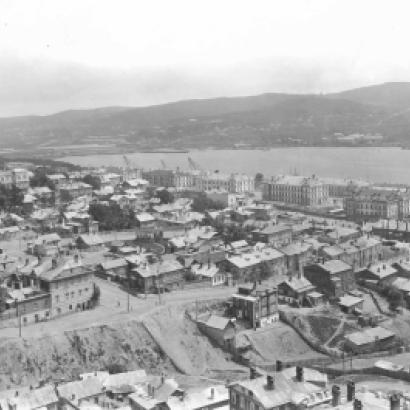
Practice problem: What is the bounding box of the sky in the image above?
[1,0,410,116]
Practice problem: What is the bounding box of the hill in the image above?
[2,82,410,150]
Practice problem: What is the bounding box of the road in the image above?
[0,278,235,339]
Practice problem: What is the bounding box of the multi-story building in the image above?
[0,168,31,190]
[321,177,370,198]
[195,172,254,194]
[345,188,410,220]
[263,175,329,206]
[143,169,175,187]
[232,283,279,328]
[225,247,286,282]
[38,255,95,316]
[321,236,382,271]
[173,170,197,191]
[59,182,93,201]
[229,367,331,410]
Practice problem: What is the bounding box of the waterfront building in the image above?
[263,175,329,206]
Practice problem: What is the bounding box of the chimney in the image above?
[332,385,341,407]
[52,258,57,269]
[353,398,363,410]
[250,367,257,380]
[390,394,400,410]
[296,366,303,382]
[266,375,274,390]
[25,258,29,266]
[14,391,18,397]
[276,360,283,372]
[210,388,215,400]
[74,254,79,263]
[347,380,355,402]
[71,394,75,401]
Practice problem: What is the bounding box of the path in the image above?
[0,278,235,340]
[324,318,345,347]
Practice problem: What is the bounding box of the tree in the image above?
[191,192,225,212]
[388,288,404,311]
[88,203,136,231]
[0,184,23,210]
[255,172,264,188]
[157,189,174,204]
[82,174,101,190]
[30,169,55,190]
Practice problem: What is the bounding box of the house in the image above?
[128,376,180,410]
[252,224,292,247]
[14,291,52,325]
[130,257,185,292]
[190,262,225,286]
[344,326,396,354]
[225,248,285,282]
[278,275,316,304]
[4,384,59,410]
[38,255,95,316]
[304,259,355,298]
[280,242,313,276]
[229,368,331,410]
[47,173,67,186]
[358,262,398,285]
[321,236,382,271]
[96,258,129,282]
[167,385,229,410]
[196,314,236,348]
[232,284,279,328]
[338,295,364,314]
[136,212,156,229]
[59,182,93,201]
[57,376,104,407]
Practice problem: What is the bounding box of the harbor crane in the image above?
[187,157,202,171]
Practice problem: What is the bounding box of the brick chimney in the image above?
[347,380,355,402]
[353,398,362,410]
[296,366,303,382]
[250,367,257,380]
[52,258,57,269]
[266,375,274,390]
[276,360,283,372]
[332,385,341,407]
[390,393,400,410]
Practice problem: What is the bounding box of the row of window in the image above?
[54,288,89,303]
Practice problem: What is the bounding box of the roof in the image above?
[57,377,103,402]
[103,370,147,389]
[167,385,228,410]
[255,224,291,235]
[39,256,85,282]
[230,372,327,409]
[136,213,155,222]
[227,248,284,269]
[230,240,248,249]
[34,233,61,246]
[191,263,219,278]
[280,276,315,293]
[345,326,395,346]
[319,259,351,274]
[133,258,183,278]
[199,314,234,330]
[7,385,58,409]
[322,245,344,258]
[338,295,364,308]
[368,263,397,280]
[280,242,312,256]
[100,258,128,271]
[392,277,410,293]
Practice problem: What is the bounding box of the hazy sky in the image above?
[1,0,410,116]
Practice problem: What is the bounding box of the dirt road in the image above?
[0,278,235,339]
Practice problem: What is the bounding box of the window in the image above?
[239,396,245,409]
[69,304,72,310]
[231,392,236,405]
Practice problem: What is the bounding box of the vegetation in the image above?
[29,168,55,190]
[82,174,101,190]
[255,172,264,188]
[156,189,174,204]
[88,203,136,231]
[190,192,225,213]
[0,184,24,210]
[388,288,404,310]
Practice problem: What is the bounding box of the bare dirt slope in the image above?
[0,302,241,389]
[242,322,325,364]
[142,303,242,375]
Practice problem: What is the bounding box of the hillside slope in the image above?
[1,82,410,149]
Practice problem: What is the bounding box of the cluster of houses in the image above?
[0,364,405,410]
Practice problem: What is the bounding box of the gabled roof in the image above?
[199,314,234,330]
[345,326,395,346]
[368,263,397,280]
[319,259,351,274]
[57,377,103,402]
[100,258,128,271]
[338,295,363,308]
[39,257,85,282]
[280,276,315,293]
[8,385,58,409]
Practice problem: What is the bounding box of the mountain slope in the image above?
[0,82,410,150]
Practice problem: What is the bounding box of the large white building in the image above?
[195,172,254,194]
[263,175,329,206]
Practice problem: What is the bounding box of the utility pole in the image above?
[15,298,21,338]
